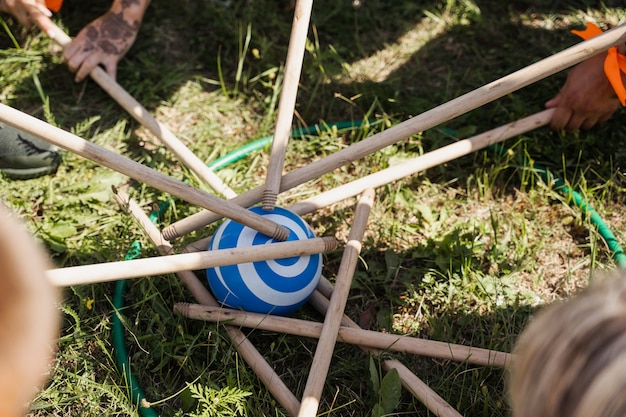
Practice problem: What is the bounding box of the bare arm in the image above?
[0,0,56,36]
[63,0,151,82]
[546,44,626,131]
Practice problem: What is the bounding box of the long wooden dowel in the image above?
[111,189,301,416]
[182,112,548,255]
[0,104,289,241]
[309,284,462,417]
[262,0,314,211]
[298,189,375,417]
[185,236,214,254]
[161,24,626,240]
[288,109,553,216]
[174,303,511,367]
[47,235,337,286]
[387,358,464,417]
[43,22,237,199]
[169,110,550,238]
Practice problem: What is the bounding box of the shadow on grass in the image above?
[3,0,623,186]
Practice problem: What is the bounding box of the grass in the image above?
[2,0,626,416]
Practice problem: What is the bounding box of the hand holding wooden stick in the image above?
[162,24,626,239]
[41,21,237,199]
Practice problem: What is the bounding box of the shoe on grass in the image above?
[0,122,62,180]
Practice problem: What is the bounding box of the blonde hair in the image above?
[509,272,626,417]
[0,203,59,417]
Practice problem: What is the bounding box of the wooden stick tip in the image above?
[262,190,278,212]
[272,224,291,241]
[321,236,338,252]
[173,302,192,316]
[162,225,179,241]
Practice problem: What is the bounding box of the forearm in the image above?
[0,0,15,14]
[0,0,52,30]
[109,0,151,27]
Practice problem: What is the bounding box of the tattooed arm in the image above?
[64,0,151,82]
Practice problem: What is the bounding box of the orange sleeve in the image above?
[572,22,626,106]
[45,0,63,12]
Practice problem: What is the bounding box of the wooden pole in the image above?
[43,22,237,199]
[298,189,375,417]
[262,0,314,211]
[161,24,626,239]
[0,104,289,241]
[47,235,337,286]
[308,285,463,417]
[174,303,511,367]
[288,109,553,216]
[112,189,302,416]
[184,236,214,254]
[386,358,464,417]
[162,108,550,239]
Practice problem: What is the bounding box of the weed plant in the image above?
[1,0,626,416]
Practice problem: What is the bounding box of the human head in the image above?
[509,271,626,417]
[0,202,59,416]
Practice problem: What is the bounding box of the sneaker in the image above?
[0,122,62,180]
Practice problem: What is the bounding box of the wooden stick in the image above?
[163,108,550,238]
[298,189,375,417]
[288,109,553,216]
[0,104,289,241]
[161,24,626,240]
[262,0,314,211]
[43,22,237,199]
[112,189,302,416]
[46,235,337,286]
[174,303,511,367]
[386,358,464,417]
[309,284,462,417]
[184,235,213,254]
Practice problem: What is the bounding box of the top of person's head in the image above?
[0,202,58,417]
[509,270,626,417]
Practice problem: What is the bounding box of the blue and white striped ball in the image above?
[206,206,322,316]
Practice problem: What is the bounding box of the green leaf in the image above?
[384,249,400,280]
[371,403,385,417]
[380,368,402,413]
[48,222,78,239]
[187,382,251,417]
[414,203,435,225]
[180,385,197,412]
[369,356,380,395]
[63,171,126,204]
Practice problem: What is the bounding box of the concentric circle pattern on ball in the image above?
[206,206,322,315]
